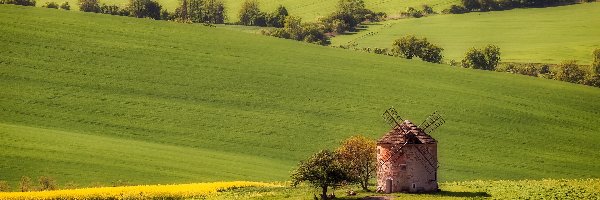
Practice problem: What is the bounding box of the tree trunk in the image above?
[321,185,328,200]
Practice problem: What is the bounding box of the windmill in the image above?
[378,107,445,172]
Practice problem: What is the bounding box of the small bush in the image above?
[42,1,59,8]
[401,7,423,18]
[391,35,444,63]
[79,0,100,12]
[422,4,436,15]
[20,176,32,192]
[1,0,36,6]
[38,176,57,191]
[100,4,120,15]
[554,60,586,84]
[442,5,468,14]
[0,181,10,192]
[59,1,70,10]
[461,44,501,70]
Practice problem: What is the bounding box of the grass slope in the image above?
[1,5,600,187]
[34,0,459,22]
[331,3,600,64]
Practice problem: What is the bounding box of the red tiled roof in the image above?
[377,120,436,145]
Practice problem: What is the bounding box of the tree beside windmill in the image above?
[377,108,444,193]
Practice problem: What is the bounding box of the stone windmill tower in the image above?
[377,107,445,193]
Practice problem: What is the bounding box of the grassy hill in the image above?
[1,5,600,189]
[331,3,600,64]
[34,0,459,22]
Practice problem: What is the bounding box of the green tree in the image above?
[202,0,226,23]
[554,60,586,84]
[266,5,288,27]
[462,0,480,10]
[127,0,162,19]
[78,0,100,12]
[461,44,500,70]
[238,0,262,25]
[392,35,444,63]
[336,135,376,191]
[175,0,204,23]
[291,150,350,200]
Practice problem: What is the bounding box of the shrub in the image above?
[554,60,586,84]
[0,181,10,192]
[20,176,32,192]
[401,7,423,18]
[592,49,600,75]
[79,0,100,12]
[59,1,70,10]
[100,4,121,15]
[322,0,378,32]
[38,176,57,191]
[442,5,468,14]
[391,35,444,63]
[461,0,480,10]
[461,44,501,70]
[421,4,436,15]
[127,0,162,20]
[4,0,36,6]
[42,1,58,8]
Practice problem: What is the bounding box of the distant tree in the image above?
[38,176,57,191]
[175,0,204,23]
[266,5,288,27]
[127,0,162,19]
[442,4,468,14]
[336,135,376,191]
[20,176,32,192]
[461,44,500,70]
[0,181,10,192]
[392,35,444,63]
[554,60,586,84]
[402,7,423,18]
[421,4,436,15]
[461,0,480,10]
[42,1,59,8]
[59,1,70,10]
[78,0,100,12]
[202,0,226,23]
[100,4,121,15]
[291,150,350,200]
[238,0,263,25]
[8,0,36,6]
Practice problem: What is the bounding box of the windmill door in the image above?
[385,178,393,193]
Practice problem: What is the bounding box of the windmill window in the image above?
[412,183,416,189]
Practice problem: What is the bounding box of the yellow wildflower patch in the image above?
[0,181,279,200]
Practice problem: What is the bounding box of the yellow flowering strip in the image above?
[0,181,279,200]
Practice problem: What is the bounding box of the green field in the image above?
[331,3,600,64]
[34,0,459,22]
[1,5,600,190]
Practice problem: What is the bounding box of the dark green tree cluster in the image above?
[401,5,436,18]
[262,16,329,45]
[446,0,578,14]
[175,0,226,24]
[128,0,162,20]
[321,0,385,32]
[392,35,444,63]
[42,1,58,8]
[0,0,35,6]
[238,0,288,27]
[461,44,500,70]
